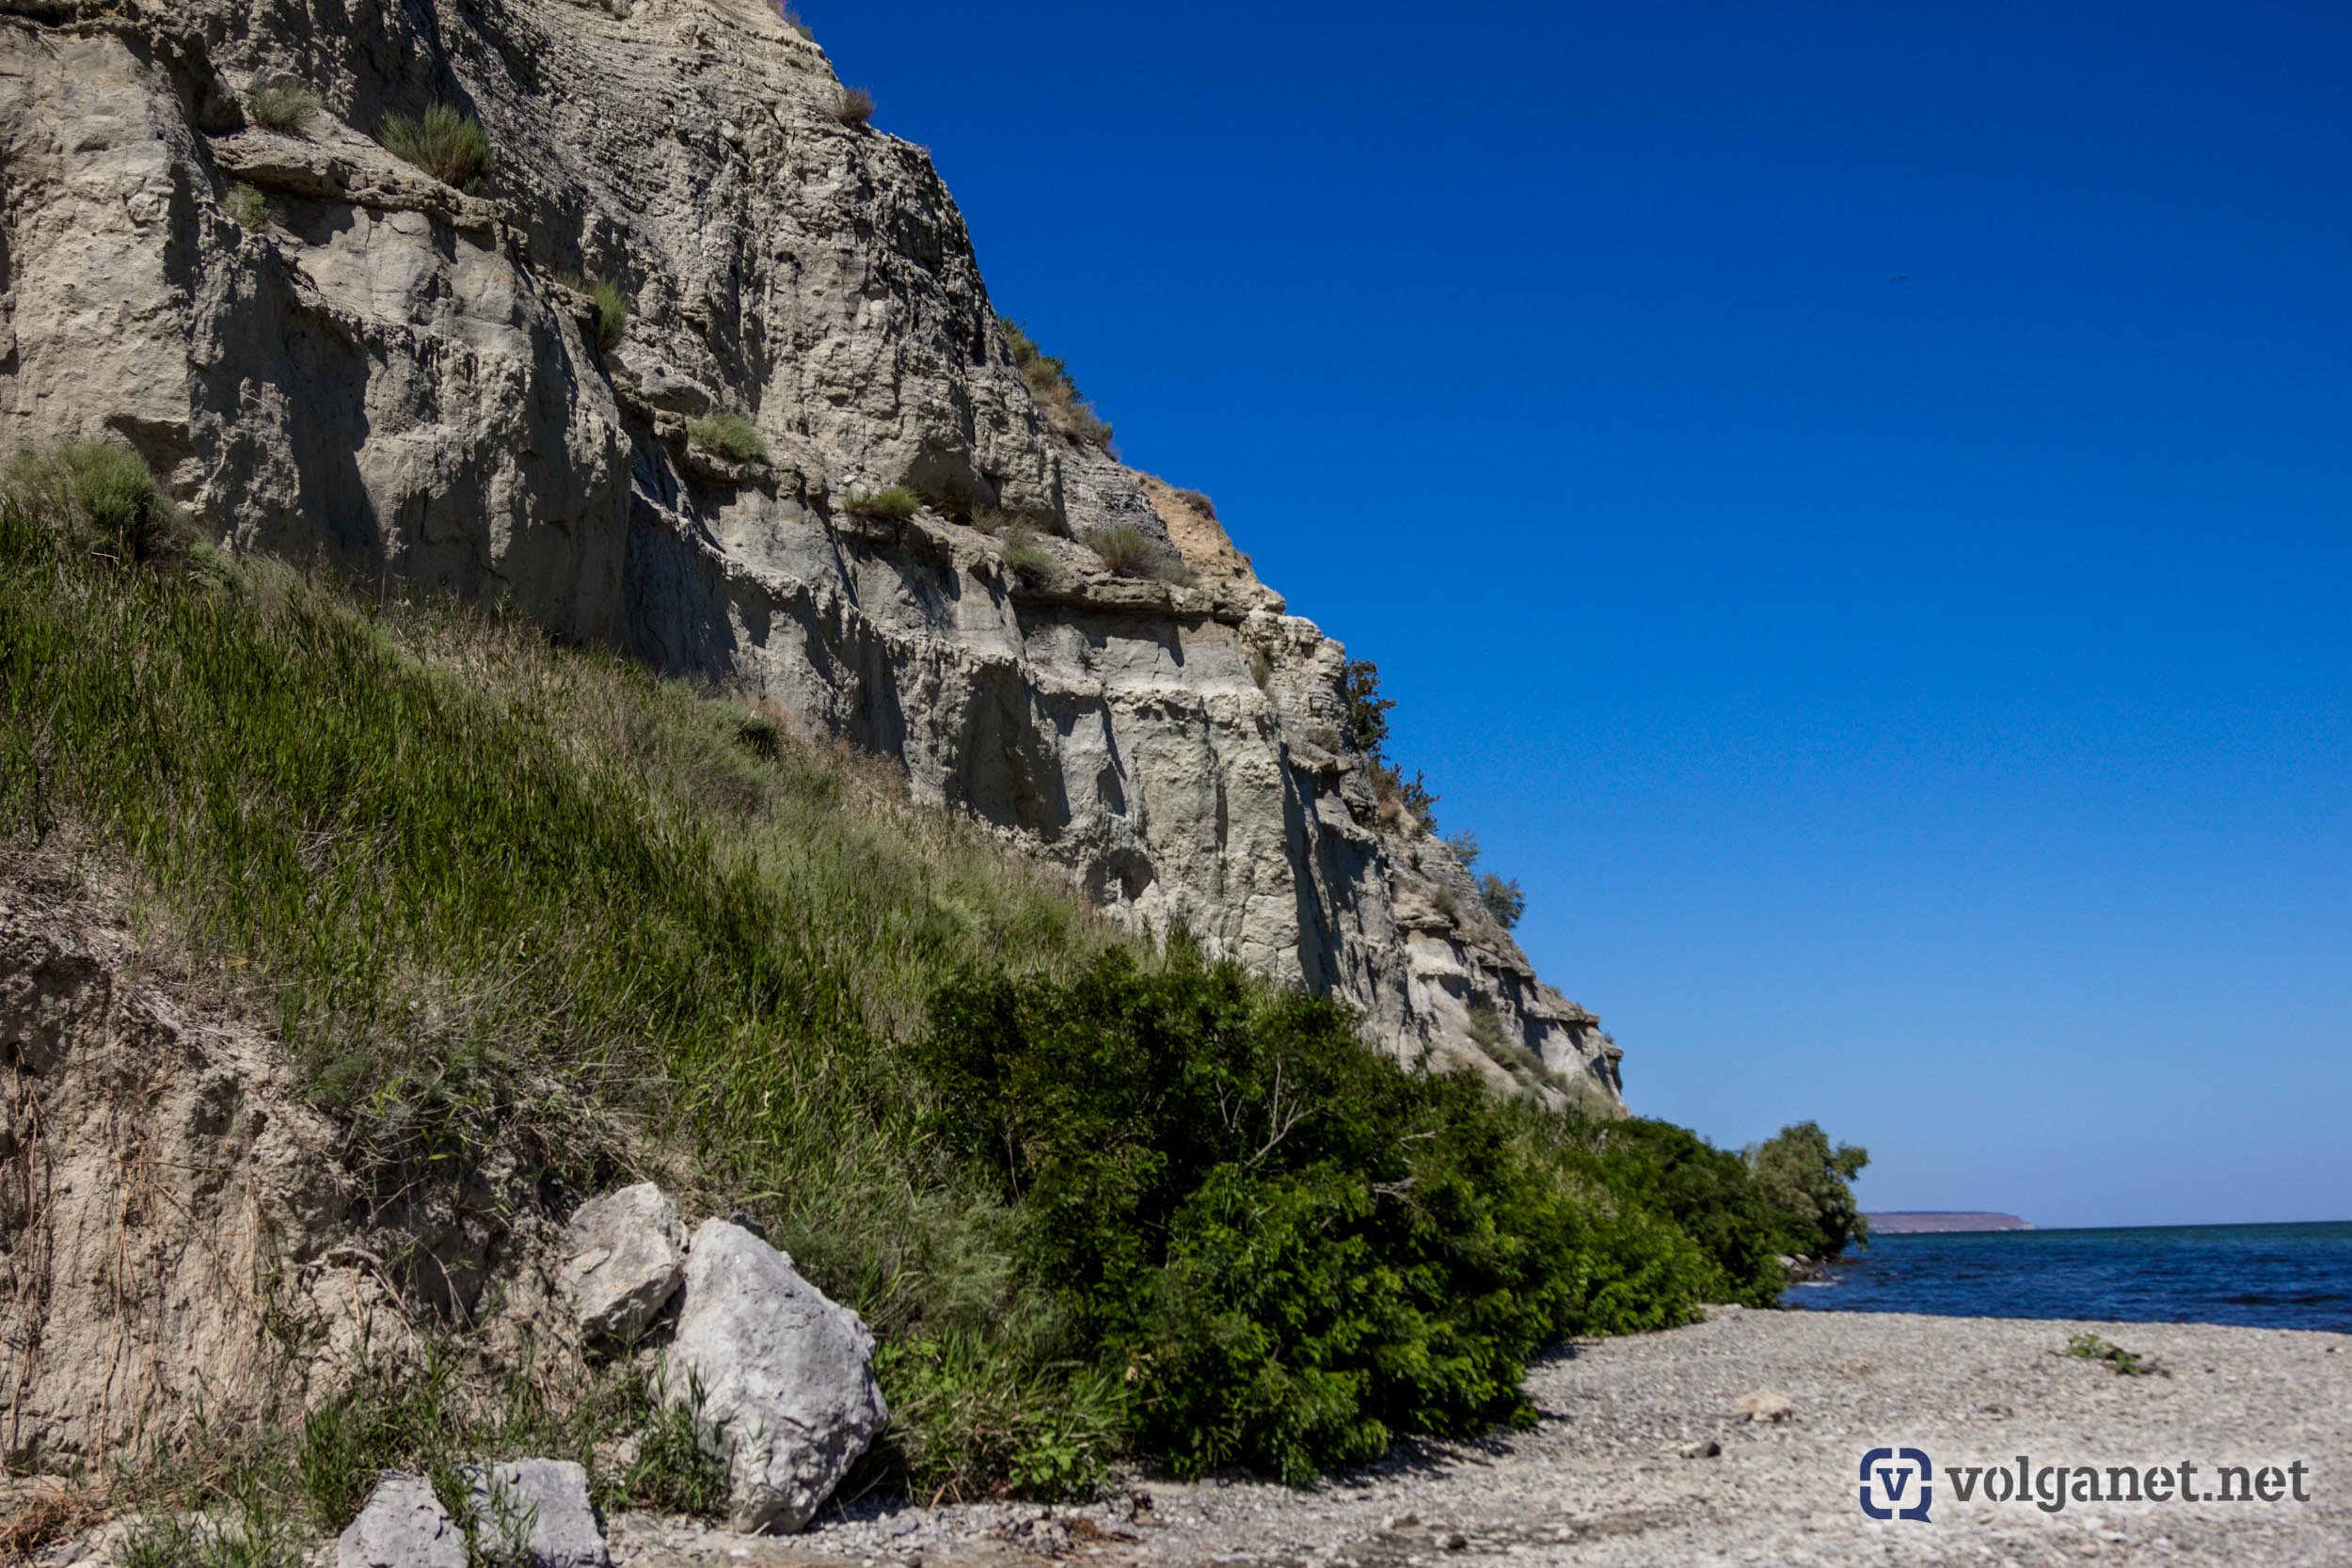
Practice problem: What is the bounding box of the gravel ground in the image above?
[614,1307,2352,1568]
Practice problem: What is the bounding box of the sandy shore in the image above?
[617,1307,2352,1568]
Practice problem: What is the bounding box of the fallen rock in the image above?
[1736,1389,1795,1423]
[1677,1437,1724,1458]
[464,1459,610,1568]
[337,1473,464,1568]
[561,1182,687,1345]
[663,1218,889,1532]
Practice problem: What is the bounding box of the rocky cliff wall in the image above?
[0,0,1621,1104]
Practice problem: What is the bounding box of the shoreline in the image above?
[14,1308,2345,1564]
[617,1307,2351,1567]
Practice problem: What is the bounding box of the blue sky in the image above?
[799,1,2352,1227]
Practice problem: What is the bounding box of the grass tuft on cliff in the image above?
[1,444,1860,1505]
[1002,319,1117,450]
[841,484,922,521]
[831,87,877,128]
[247,84,319,136]
[685,411,769,463]
[559,273,630,348]
[1084,523,1194,586]
[384,103,493,190]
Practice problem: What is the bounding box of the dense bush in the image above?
[914,946,1749,1481]
[384,103,492,190]
[1565,1117,1789,1305]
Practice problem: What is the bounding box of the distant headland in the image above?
[1867,1211,2035,1233]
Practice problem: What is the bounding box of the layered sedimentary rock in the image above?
[0,0,1622,1102]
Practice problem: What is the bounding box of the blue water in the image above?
[1785,1220,2352,1332]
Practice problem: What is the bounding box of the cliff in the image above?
[0,0,1620,1104]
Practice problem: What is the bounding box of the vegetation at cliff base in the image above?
[0,443,1864,1506]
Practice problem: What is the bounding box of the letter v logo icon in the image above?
[1858,1447,1935,1522]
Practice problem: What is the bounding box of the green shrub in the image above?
[1084,524,1189,584]
[842,485,922,521]
[227,182,270,230]
[247,85,319,136]
[384,103,492,190]
[832,87,876,127]
[1478,872,1525,929]
[913,946,1742,1482]
[773,2,814,38]
[1001,319,1116,449]
[1443,831,1481,867]
[0,439,182,566]
[559,274,630,348]
[685,411,769,463]
[1749,1121,1871,1259]
[1565,1117,1789,1306]
[1247,646,1273,690]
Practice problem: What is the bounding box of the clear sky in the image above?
[795,1,2352,1228]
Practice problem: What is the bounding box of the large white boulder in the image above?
[561,1181,687,1345]
[663,1218,889,1533]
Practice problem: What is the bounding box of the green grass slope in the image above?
[0,444,1861,1536]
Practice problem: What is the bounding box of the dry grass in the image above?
[1001,319,1116,450]
[0,1483,110,1564]
[832,87,876,128]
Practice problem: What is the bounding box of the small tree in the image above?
[1342,658,1393,756]
[1748,1122,1870,1259]
[1478,873,1524,929]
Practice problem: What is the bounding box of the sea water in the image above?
[1786,1220,2352,1332]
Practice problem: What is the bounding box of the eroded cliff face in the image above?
[0,0,1622,1104]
